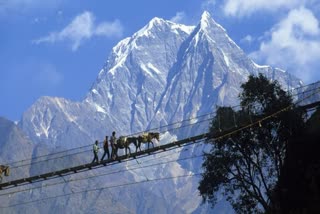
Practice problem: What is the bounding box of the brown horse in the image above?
[127,137,139,152]
[113,136,139,157]
[0,165,10,183]
[137,132,160,150]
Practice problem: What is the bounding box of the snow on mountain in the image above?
[12,11,303,213]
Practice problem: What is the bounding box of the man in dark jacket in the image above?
[100,136,110,161]
[110,131,117,159]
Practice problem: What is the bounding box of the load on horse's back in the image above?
[140,133,148,142]
[116,136,127,148]
[0,165,10,183]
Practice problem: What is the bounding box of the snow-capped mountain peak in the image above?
[148,16,165,27]
[134,16,194,40]
[200,11,226,33]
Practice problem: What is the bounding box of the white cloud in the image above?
[95,20,123,36]
[170,12,187,23]
[240,35,254,44]
[250,7,320,83]
[34,11,124,51]
[223,0,302,17]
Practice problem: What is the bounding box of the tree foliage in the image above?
[198,74,306,213]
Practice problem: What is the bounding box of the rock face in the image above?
[1,11,303,213]
[0,117,33,174]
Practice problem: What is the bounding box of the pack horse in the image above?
[137,132,160,150]
[113,136,139,158]
[0,165,10,183]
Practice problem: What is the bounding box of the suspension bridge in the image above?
[0,80,319,193]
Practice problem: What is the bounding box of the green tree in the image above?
[198,74,306,213]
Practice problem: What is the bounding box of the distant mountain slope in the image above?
[0,117,33,166]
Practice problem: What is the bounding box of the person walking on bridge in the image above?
[92,140,99,163]
[110,131,117,159]
[100,135,110,161]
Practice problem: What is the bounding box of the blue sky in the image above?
[1,0,320,121]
